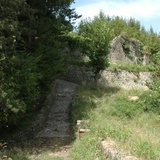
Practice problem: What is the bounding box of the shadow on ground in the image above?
[0,84,120,160]
[0,137,71,160]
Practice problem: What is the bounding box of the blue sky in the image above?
[71,0,160,33]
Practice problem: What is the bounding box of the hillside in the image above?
[0,1,160,160]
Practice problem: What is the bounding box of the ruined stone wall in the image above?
[98,70,152,90]
[109,33,140,64]
[62,65,95,85]
[62,65,152,90]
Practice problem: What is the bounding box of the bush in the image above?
[139,90,160,114]
[145,51,160,113]
[0,52,41,130]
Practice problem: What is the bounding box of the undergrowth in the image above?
[1,85,159,160]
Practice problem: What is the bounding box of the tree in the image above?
[25,0,80,93]
[0,0,79,130]
[77,11,112,77]
[108,16,127,37]
[0,0,41,129]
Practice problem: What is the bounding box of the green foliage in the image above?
[138,91,160,114]
[8,150,28,160]
[70,86,160,160]
[36,43,65,93]
[0,49,41,128]
[70,135,106,160]
[0,0,40,129]
[107,96,142,119]
[133,139,157,160]
[108,62,156,72]
[89,13,160,57]
[0,0,79,130]
[77,11,113,74]
[75,12,160,115]
[75,11,160,74]
[144,51,160,113]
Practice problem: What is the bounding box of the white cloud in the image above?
[73,0,160,32]
[75,0,160,20]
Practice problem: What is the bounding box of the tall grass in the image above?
[1,85,159,160]
[70,86,160,160]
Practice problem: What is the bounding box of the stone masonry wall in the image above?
[98,70,152,90]
[62,65,152,90]
[62,65,95,85]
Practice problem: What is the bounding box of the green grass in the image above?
[107,62,156,72]
[1,85,159,160]
[70,86,160,160]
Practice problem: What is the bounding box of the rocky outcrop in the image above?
[100,138,139,160]
[109,33,140,64]
[62,65,152,90]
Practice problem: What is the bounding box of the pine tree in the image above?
[0,0,79,130]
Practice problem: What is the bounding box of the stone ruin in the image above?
[64,32,149,65]
[61,33,151,90]
[109,33,139,64]
[109,33,148,65]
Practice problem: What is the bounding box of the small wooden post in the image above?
[143,49,148,66]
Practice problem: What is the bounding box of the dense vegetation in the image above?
[0,0,80,130]
[72,11,160,71]
[0,2,159,133]
[68,11,160,112]
[0,2,160,159]
[69,13,160,158]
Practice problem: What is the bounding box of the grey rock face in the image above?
[98,71,152,90]
[109,33,140,64]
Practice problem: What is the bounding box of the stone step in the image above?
[36,121,70,138]
[50,101,71,113]
[36,79,77,138]
[48,113,69,121]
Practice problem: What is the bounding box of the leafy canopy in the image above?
[0,0,79,130]
[78,11,113,74]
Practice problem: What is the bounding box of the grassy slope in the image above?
[1,85,159,160]
[70,86,160,160]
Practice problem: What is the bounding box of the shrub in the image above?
[77,11,113,75]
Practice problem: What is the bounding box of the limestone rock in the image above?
[98,70,152,90]
[109,33,140,64]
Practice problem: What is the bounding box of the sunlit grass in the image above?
[2,85,159,160]
[70,86,160,160]
[107,62,156,72]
